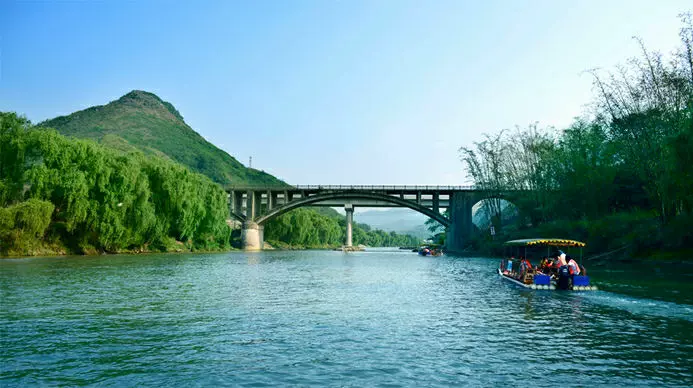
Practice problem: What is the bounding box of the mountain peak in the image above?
[120,90,161,102]
[114,90,185,122]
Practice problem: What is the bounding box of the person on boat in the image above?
[548,251,566,279]
[550,253,560,270]
[521,257,532,270]
[567,256,581,275]
[539,257,551,274]
[554,251,574,289]
[517,257,533,281]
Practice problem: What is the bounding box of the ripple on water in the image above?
[1,251,692,387]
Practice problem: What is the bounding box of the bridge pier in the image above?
[345,204,354,247]
[241,221,264,250]
[446,192,474,253]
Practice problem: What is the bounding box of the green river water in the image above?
[1,249,691,386]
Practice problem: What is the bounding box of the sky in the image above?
[1,0,689,186]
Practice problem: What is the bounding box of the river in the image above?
[1,249,691,386]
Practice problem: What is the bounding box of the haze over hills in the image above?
[352,202,518,239]
[40,91,284,187]
[353,209,430,239]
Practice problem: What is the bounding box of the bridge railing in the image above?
[292,185,476,190]
[225,185,477,191]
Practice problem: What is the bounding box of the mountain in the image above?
[353,208,430,239]
[39,90,283,187]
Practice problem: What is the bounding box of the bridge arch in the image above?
[229,210,246,222]
[254,191,451,227]
[471,196,519,228]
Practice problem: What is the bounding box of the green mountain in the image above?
[28,91,420,249]
[40,90,284,187]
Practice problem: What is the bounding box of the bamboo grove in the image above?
[461,15,693,254]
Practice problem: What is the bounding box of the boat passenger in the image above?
[567,256,581,275]
[539,257,551,273]
[552,256,561,269]
[521,257,532,270]
[517,257,533,280]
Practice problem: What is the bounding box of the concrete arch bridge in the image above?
[225,185,521,252]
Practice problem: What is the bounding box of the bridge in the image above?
[226,185,513,252]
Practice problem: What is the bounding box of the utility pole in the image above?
[249,156,252,169]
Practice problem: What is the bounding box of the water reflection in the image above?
[1,251,691,387]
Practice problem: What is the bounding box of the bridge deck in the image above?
[225,185,477,194]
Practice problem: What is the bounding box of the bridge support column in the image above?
[254,191,263,217]
[446,192,473,253]
[345,204,354,247]
[234,192,243,217]
[269,191,277,211]
[245,191,253,218]
[241,221,264,250]
[229,191,236,214]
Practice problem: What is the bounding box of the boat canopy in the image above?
[504,238,586,247]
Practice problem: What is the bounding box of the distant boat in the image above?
[417,246,443,257]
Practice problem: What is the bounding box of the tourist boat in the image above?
[497,238,597,291]
[418,246,443,256]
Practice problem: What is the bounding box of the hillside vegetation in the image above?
[2,92,421,254]
[264,207,420,248]
[40,90,284,187]
[1,113,231,255]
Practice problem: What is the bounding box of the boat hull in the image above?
[497,269,597,291]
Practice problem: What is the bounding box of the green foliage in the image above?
[39,90,284,187]
[0,112,231,255]
[35,90,392,251]
[17,89,419,253]
[264,208,420,248]
[265,208,343,247]
[0,112,32,205]
[0,198,54,254]
[352,227,420,247]
[459,15,693,254]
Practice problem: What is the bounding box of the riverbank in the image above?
[467,211,693,262]
[0,239,237,258]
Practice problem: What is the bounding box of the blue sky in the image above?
[0,1,689,185]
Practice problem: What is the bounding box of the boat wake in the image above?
[582,291,693,322]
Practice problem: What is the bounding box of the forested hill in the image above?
[40,90,284,187]
[23,90,421,252]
